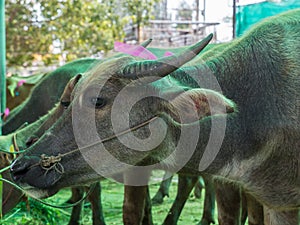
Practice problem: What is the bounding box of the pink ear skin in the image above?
[166,89,236,124]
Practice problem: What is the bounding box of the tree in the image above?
[177,0,192,21]
[122,0,161,43]
[176,0,193,29]
[38,0,129,61]
[5,0,160,67]
[5,0,53,67]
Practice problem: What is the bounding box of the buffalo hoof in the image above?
[151,191,168,205]
[198,218,216,225]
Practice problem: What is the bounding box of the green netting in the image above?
[236,0,300,37]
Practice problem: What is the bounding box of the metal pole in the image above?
[0,0,6,134]
[203,0,206,22]
[233,0,236,39]
[195,0,199,21]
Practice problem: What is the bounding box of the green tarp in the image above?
[236,0,300,36]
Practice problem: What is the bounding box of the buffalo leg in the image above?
[214,181,242,225]
[163,174,198,225]
[123,170,151,225]
[142,186,154,225]
[86,182,106,225]
[68,187,84,225]
[123,185,149,225]
[152,172,173,205]
[198,175,215,225]
[194,176,204,199]
[245,193,263,225]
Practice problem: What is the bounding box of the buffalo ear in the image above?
[163,88,236,124]
[69,74,82,90]
[60,74,82,104]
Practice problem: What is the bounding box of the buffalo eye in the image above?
[60,100,71,109]
[90,97,106,109]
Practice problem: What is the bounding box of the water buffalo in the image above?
[9,33,233,204]
[12,9,300,224]
[1,59,105,224]
[0,75,106,225]
[112,40,258,225]
[14,42,237,225]
[14,43,233,225]
[2,58,98,135]
[0,108,50,215]
[6,73,46,111]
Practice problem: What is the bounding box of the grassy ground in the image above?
[1,174,221,225]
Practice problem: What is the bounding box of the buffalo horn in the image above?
[140,38,153,47]
[121,33,213,79]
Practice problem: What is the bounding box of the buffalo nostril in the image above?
[10,159,29,182]
[10,158,27,173]
[10,156,40,182]
[25,136,39,147]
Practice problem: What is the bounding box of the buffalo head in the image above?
[10,35,236,198]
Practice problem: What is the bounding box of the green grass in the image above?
[1,175,220,225]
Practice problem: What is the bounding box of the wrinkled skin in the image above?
[11,10,300,224]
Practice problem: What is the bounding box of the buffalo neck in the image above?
[169,35,285,178]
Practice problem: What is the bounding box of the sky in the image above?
[167,0,233,21]
[167,0,270,21]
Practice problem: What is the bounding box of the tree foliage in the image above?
[177,0,192,21]
[122,0,161,42]
[5,0,50,66]
[5,0,161,67]
[177,0,193,29]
